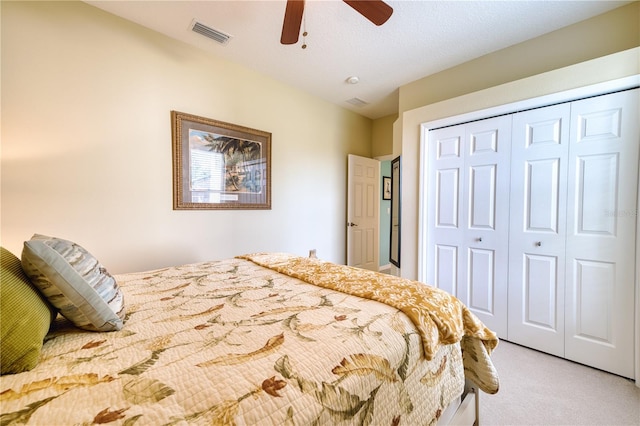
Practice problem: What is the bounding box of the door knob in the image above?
[535,241,542,247]
[348,222,358,227]
[477,237,482,242]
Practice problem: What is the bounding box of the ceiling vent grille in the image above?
[346,97,369,107]
[190,20,231,45]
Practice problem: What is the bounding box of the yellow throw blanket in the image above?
[238,253,498,361]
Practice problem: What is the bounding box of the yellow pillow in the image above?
[1,247,57,375]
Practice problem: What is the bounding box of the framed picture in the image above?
[382,176,391,200]
[171,111,271,210]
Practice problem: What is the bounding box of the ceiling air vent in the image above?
[190,20,231,45]
[346,97,369,107]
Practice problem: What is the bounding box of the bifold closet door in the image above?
[426,124,465,299]
[564,89,639,379]
[426,87,638,378]
[427,116,511,337]
[507,103,571,357]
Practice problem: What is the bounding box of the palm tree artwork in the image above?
[189,130,264,194]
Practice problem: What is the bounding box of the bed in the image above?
[0,236,499,425]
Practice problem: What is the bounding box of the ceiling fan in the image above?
[281,0,393,45]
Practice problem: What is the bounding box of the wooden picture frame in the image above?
[171,111,271,210]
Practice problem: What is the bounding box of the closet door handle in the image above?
[535,241,542,247]
[477,237,482,242]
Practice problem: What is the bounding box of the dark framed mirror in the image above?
[390,156,401,267]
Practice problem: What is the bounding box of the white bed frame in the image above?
[438,381,479,426]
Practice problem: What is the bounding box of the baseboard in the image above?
[379,264,391,273]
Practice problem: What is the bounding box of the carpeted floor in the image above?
[480,340,640,425]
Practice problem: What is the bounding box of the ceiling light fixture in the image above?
[346,76,360,84]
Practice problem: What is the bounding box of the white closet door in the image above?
[507,103,570,356]
[564,89,639,379]
[427,125,465,298]
[462,117,511,338]
[427,117,511,337]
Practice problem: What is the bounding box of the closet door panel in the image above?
[565,89,639,379]
[508,103,570,355]
[573,259,615,342]
[434,245,458,296]
[527,159,561,232]
[523,254,559,329]
[427,116,511,338]
[576,154,618,235]
[461,116,511,337]
[436,168,460,228]
[427,125,465,297]
[468,164,497,229]
[468,247,496,314]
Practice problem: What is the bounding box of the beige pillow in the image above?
[21,235,125,332]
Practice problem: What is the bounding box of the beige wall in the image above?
[399,2,640,116]
[1,1,372,273]
[371,114,397,157]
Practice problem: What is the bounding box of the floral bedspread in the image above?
[239,253,499,362]
[0,255,499,425]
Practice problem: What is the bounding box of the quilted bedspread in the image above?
[0,255,499,425]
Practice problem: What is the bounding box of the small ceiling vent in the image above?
[190,19,231,45]
[346,97,369,107]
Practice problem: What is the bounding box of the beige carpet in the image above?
[480,340,640,426]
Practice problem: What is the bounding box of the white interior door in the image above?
[564,89,639,378]
[347,154,380,271]
[508,103,571,356]
[427,116,511,337]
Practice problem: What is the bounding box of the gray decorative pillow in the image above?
[21,234,125,332]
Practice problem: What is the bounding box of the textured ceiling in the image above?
[85,0,631,119]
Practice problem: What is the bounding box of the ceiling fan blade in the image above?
[343,0,393,26]
[281,0,305,45]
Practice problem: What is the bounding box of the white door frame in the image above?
[418,75,640,384]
